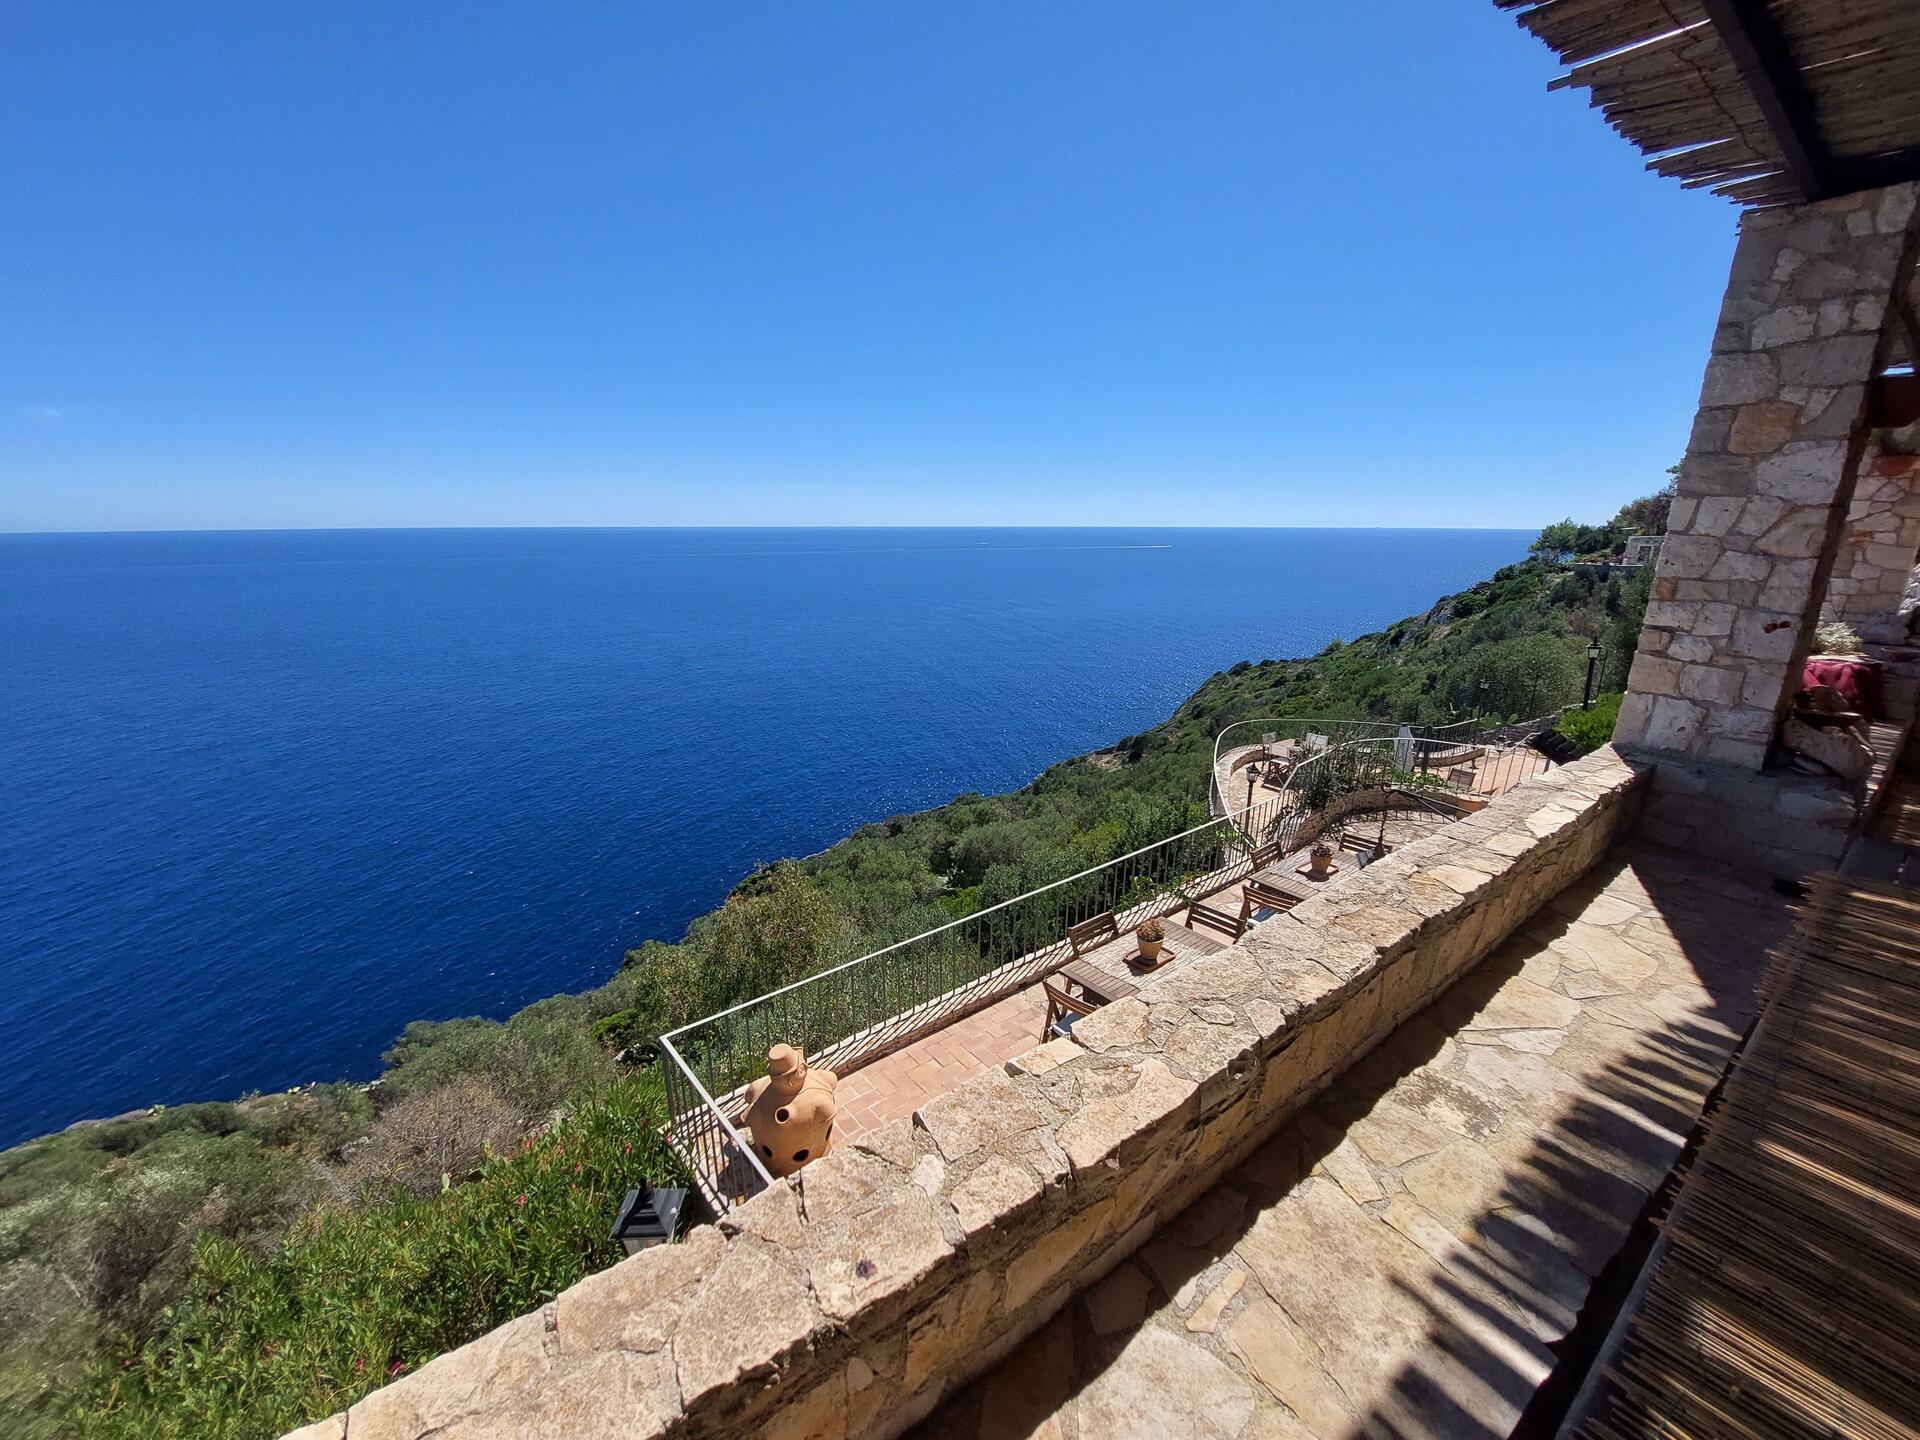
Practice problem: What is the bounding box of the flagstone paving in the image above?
[911,841,1790,1440]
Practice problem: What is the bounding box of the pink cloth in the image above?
[1802,655,1885,720]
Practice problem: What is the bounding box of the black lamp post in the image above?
[1477,678,1490,722]
[610,1178,688,1256]
[1584,640,1602,709]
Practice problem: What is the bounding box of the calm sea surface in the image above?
[0,528,1528,1147]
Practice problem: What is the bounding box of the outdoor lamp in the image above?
[610,1179,688,1255]
[1588,640,1602,660]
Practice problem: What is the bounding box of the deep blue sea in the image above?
[0,528,1528,1148]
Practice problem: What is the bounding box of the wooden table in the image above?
[1250,853,1350,905]
[1060,919,1227,1005]
[1059,958,1137,1005]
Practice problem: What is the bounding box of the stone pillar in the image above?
[1614,182,1920,768]
[1824,444,1920,641]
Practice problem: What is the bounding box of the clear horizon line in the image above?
[1,521,1540,538]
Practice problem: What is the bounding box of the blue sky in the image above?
[2,3,1737,532]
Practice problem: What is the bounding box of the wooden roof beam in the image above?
[1699,0,1835,200]
[1833,145,1920,196]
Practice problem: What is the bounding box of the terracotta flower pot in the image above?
[1138,933,1165,963]
[1309,843,1335,877]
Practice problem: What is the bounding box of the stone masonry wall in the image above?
[1826,446,1920,640]
[286,749,1648,1440]
[1614,182,1919,768]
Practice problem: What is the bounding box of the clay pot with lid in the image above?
[743,1044,839,1178]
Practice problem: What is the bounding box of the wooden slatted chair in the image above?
[1332,826,1393,869]
[1239,878,1299,928]
[1186,893,1247,942]
[1247,839,1285,875]
[1066,911,1119,957]
[1041,980,1099,1041]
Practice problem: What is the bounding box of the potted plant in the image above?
[1136,916,1167,963]
[1308,840,1335,878]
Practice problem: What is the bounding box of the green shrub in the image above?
[378,1006,612,1123]
[67,1078,678,1440]
[1556,693,1623,754]
[588,1007,644,1052]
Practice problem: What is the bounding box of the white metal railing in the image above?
[1209,716,1484,816]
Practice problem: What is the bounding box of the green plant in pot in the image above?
[1137,916,1167,963]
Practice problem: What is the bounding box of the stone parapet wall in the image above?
[293,749,1649,1440]
[1289,783,1417,849]
[1615,182,1919,768]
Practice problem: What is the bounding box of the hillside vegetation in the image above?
[3,495,1660,1439]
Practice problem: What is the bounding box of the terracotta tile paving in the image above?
[913,840,1793,1440]
[831,985,1048,1142]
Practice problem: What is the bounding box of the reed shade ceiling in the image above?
[1572,872,1920,1440]
[1494,0,1920,205]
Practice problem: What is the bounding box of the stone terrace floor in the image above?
[833,810,1460,1144]
[911,839,1792,1440]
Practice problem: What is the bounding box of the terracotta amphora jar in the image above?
[743,1044,839,1178]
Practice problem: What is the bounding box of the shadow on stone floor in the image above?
[909,843,1791,1440]
[1364,1013,1749,1440]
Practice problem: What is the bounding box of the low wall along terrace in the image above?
[293,747,1649,1440]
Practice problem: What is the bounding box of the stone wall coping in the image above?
[309,746,1650,1440]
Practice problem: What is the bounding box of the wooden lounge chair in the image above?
[1066,911,1119,957]
[1041,980,1099,1040]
